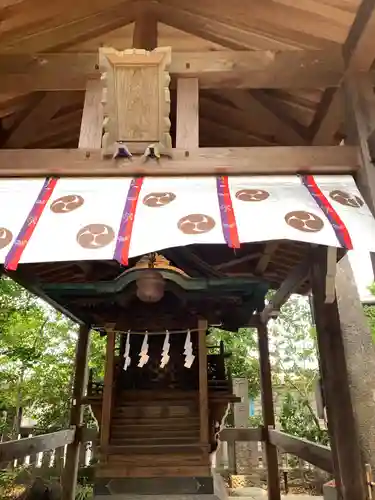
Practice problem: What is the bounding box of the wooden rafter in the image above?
[154,0,345,50]
[260,256,311,323]
[214,90,307,146]
[1,0,139,53]
[311,0,375,145]
[199,97,277,146]
[254,242,279,276]
[153,1,294,50]
[250,90,309,142]
[5,91,81,147]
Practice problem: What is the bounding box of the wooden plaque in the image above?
[99,47,172,156]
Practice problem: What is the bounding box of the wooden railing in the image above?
[0,426,97,468]
[219,427,333,474]
[268,429,332,473]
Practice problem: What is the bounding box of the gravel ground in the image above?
[230,487,323,500]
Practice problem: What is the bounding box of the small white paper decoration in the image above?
[160,330,170,368]
[138,332,149,367]
[184,330,195,368]
[123,331,131,371]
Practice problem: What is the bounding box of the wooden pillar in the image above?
[176,78,199,149]
[61,324,90,500]
[78,79,103,150]
[198,318,209,445]
[100,329,116,453]
[133,6,157,50]
[336,256,375,470]
[343,75,375,277]
[310,246,367,500]
[257,322,281,500]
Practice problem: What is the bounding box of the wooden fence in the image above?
[218,427,332,473]
[0,425,332,496]
[217,427,332,492]
[0,427,97,472]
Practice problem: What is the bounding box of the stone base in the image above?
[323,482,337,500]
[94,496,221,500]
[94,473,228,500]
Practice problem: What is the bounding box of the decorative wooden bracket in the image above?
[99,47,172,159]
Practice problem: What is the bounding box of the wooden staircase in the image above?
[97,390,211,478]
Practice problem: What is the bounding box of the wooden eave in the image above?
[3,241,313,329]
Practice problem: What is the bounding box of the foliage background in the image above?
[0,278,105,436]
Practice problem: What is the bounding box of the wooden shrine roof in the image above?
[12,241,314,329]
[0,0,374,149]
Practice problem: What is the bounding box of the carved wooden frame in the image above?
[99,47,172,157]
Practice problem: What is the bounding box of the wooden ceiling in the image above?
[0,0,373,150]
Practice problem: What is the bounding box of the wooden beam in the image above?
[79,80,103,149]
[176,78,199,149]
[100,329,116,451]
[198,318,209,445]
[257,322,281,500]
[0,49,349,93]
[0,146,359,178]
[342,0,375,70]
[62,324,91,500]
[220,427,263,443]
[268,429,333,473]
[255,241,279,275]
[0,429,75,463]
[311,0,375,144]
[260,257,311,323]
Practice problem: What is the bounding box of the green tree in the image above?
[269,295,328,444]
[208,327,260,397]
[364,283,375,343]
[269,296,318,404]
[279,392,329,445]
[0,277,105,433]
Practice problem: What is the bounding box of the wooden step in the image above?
[111,427,199,438]
[102,443,208,455]
[111,415,199,424]
[116,390,199,401]
[111,417,199,427]
[112,413,199,429]
[96,464,211,478]
[107,446,208,467]
[106,451,207,466]
[115,398,198,407]
[110,436,198,446]
[112,407,198,419]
